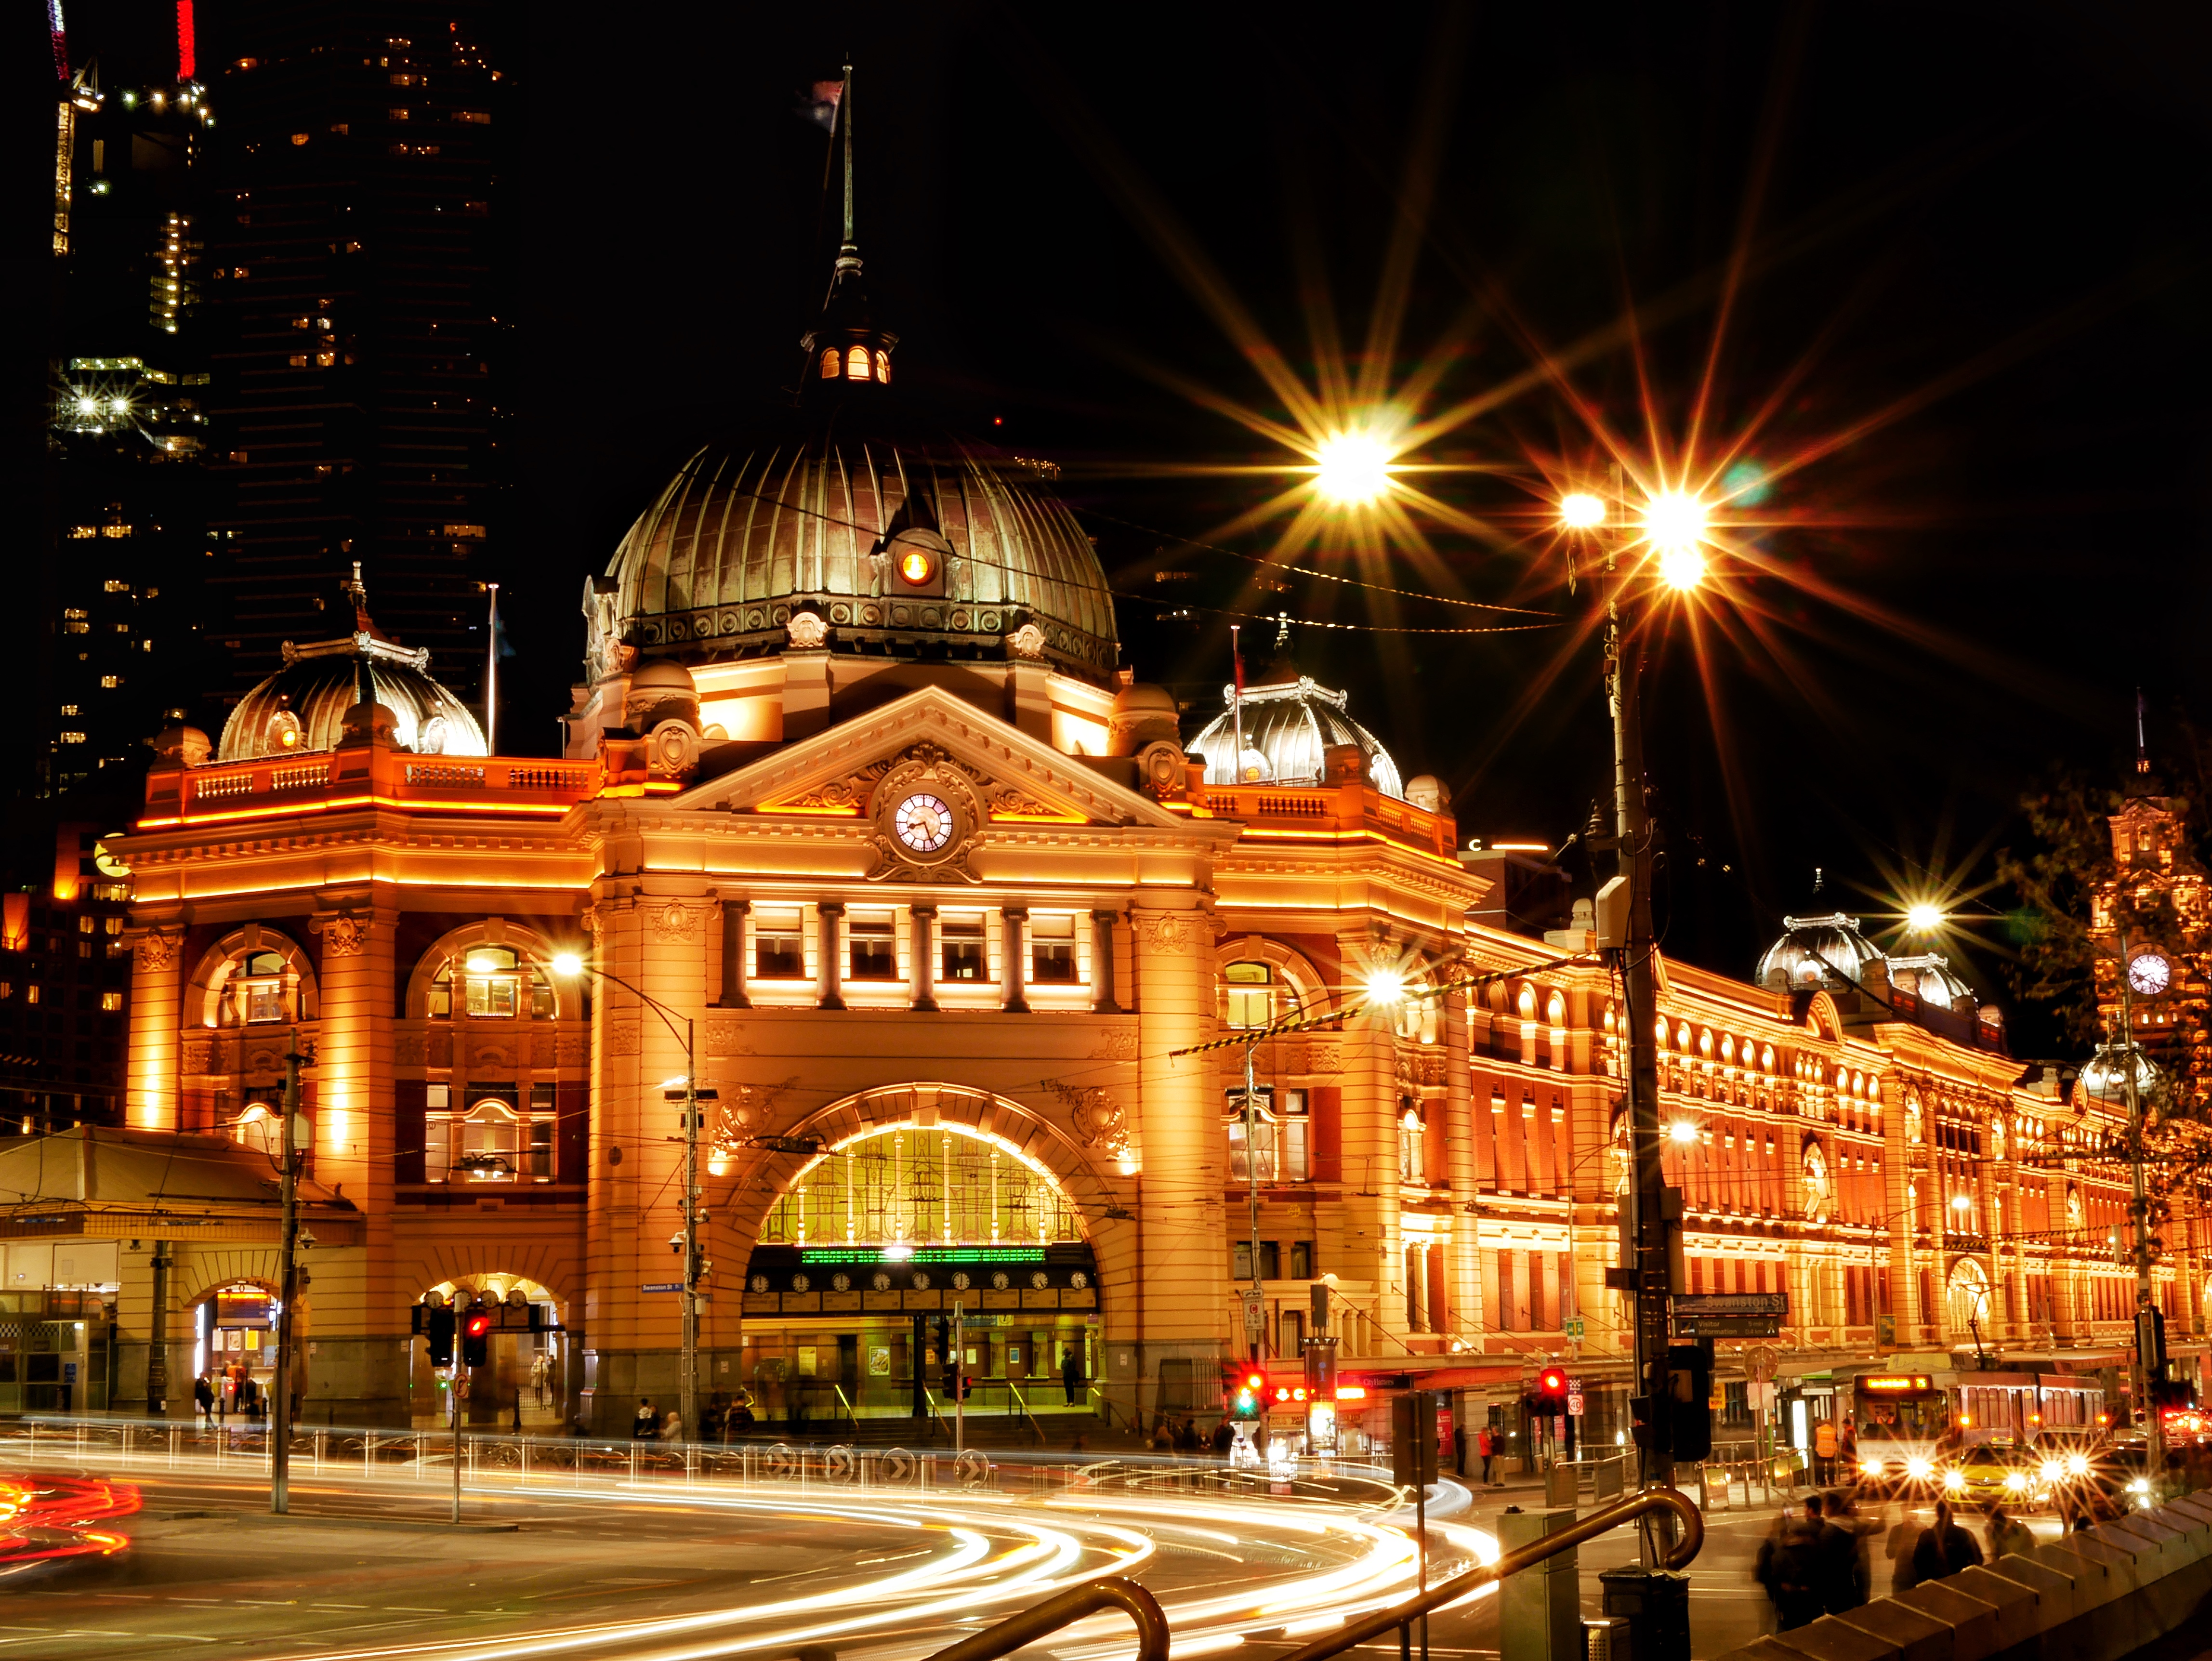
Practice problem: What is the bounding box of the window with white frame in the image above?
[754,907,805,979]
[232,950,291,1025]
[1398,1103,1425,1185]
[847,910,896,980]
[422,1084,554,1182]
[940,912,987,981]
[1029,913,1078,983]
[1224,961,1273,1028]
[427,945,553,1019]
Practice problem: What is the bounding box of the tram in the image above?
[1848,1367,2110,1502]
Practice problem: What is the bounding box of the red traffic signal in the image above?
[1245,1372,1264,1392]
[1533,1368,1570,1414]
[461,1311,493,1369]
[1539,1368,1567,1396]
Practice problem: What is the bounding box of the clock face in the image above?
[2127,951,2172,996]
[893,793,955,854]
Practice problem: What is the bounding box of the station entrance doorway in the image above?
[409,1274,568,1428]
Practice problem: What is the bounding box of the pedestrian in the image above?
[1176,1416,1202,1453]
[1985,1503,2034,1561]
[1211,1417,1235,1457]
[1478,1426,1496,1484]
[1061,1344,1084,1407]
[1452,1423,1468,1478]
[1910,1499,1985,1583]
[1887,1508,1926,1595]
[194,1372,215,1427]
[660,1408,683,1441]
[1813,1419,1839,1486]
[1151,1415,1174,1453]
[1826,1489,1877,1608]
[1804,1494,1859,1615]
[632,1397,658,1439]
[1756,1515,1823,1631]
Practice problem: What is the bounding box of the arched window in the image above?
[847,344,871,379]
[820,347,840,379]
[265,709,303,752]
[230,1102,280,1160]
[1223,961,1273,1029]
[874,349,891,383]
[1398,1105,1425,1186]
[425,1095,553,1183]
[1947,1258,1991,1336]
[232,950,293,1025]
[427,945,554,1019]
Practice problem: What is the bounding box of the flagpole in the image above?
[486,582,499,754]
[1230,624,1245,785]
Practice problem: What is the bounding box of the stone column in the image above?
[124,923,186,1129]
[909,906,937,1012]
[1090,910,1121,1014]
[1131,904,1221,1415]
[309,898,403,1422]
[816,902,844,1010]
[1336,923,1399,1350]
[1443,983,1479,1347]
[1000,908,1028,1014]
[715,895,749,1008]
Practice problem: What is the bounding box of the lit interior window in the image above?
[847,344,870,379]
[1224,961,1273,1028]
[820,347,840,379]
[1029,914,1077,983]
[427,945,554,1018]
[234,949,289,1024]
[874,349,890,383]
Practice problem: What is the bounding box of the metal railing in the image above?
[1274,1487,1703,1661]
[920,1576,1167,1661]
[1007,1382,1046,1446]
[832,1384,861,1437]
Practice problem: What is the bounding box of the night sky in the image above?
[16,5,2212,1045]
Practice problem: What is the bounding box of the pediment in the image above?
[667,686,1197,837]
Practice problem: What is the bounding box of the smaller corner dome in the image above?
[218,633,485,763]
[1887,952,1974,1012]
[1187,673,1405,800]
[1112,681,1177,718]
[1756,912,1886,994]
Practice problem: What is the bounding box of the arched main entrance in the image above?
[410,1273,571,1429]
[739,1107,1103,1430]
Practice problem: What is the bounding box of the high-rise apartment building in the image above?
[198,2,511,722]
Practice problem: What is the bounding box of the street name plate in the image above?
[1674,1315,1782,1338]
[641,1282,681,1293]
[1671,1293,1787,1316]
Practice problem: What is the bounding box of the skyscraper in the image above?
[41,6,214,796]
[198,1,511,725]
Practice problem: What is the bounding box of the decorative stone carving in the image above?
[429,1029,453,1068]
[313,913,369,957]
[990,788,1060,819]
[1087,1028,1139,1061]
[776,758,893,815]
[1802,1138,1831,1221]
[136,929,181,972]
[245,1045,285,1081]
[864,743,985,884]
[1007,620,1046,660]
[472,1042,515,1070]
[581,575,635,683]
[1135,910,1195,954]
[651,902,700,944]
[703,1019,754,1057]
[787,610,830,649]
[395,1031,428,1067]
[1041,1078,1125,1151]
[606,1024,641,1057]
[1285,1040,1341,1075]
[554,1031,586,1066]
[183,1039,217,1074]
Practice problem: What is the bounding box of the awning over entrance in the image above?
[0,1125,362,1245]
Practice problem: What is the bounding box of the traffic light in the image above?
[461,1310,493,1370]
[424,1304,455,1369]
[1667,1343,1712,1462]
[1232,1371,1264,1419]
[1534,1366,1570,1416]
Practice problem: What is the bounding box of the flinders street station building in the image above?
[21,224,2202,1449]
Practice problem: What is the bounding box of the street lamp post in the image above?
[2115,928,2167,1487]
[550,953,707,1443]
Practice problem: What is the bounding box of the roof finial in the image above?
[2137,686,2150,775]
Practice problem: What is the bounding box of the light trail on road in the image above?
[250,1479,1498,1661]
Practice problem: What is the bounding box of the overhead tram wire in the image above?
[1067,501,1557,618]
[643,455,1558,635]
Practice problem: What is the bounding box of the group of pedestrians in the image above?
[1758,1492,2034,1632]
[191,1365,266,1426]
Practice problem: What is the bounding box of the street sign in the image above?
[1672,1293,1787,1316]
[642,1282,681,1293]
[1567,1392,1585,1417]
[1563,1316,1586,1341]
[1241,1289,1266,1339]
[1673,1314,1783,1339]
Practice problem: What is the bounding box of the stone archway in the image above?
[410,1269,574,1429]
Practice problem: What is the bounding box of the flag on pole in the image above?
[801,79,844,131]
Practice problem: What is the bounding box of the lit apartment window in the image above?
[1224,961,1273,1028]
[100,990,122,1011]
[78,915,94,935]
[100,675,119,688]
[59,706,77,716]
[848,911,895,980]
[103,916,122,935]
[24,987,38,1005]
[103,580,129,593]
[940,912,987,981]
[1030,914,1077,983]
[753,908,805,979]
[820,347,839,379]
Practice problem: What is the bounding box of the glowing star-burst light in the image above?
[1906,902,1946,933]
[549,951,583,977]
[1362,967,1408,1007]
[1644,490,1710,590]
[1313,432,1394,505]
[1559,492,1606,530]
[1667,1119,1700,1146]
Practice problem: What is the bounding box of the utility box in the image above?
[1499,1505,1579,1661]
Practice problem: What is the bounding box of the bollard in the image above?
[1597,1568,1691,1661]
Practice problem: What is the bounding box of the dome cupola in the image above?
[217,568,485,762]
[1886,952,1973,1012]
[1755,911,1887,995]
[1184,624,1405,798]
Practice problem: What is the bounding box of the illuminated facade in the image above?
[82,206,2210,1439]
